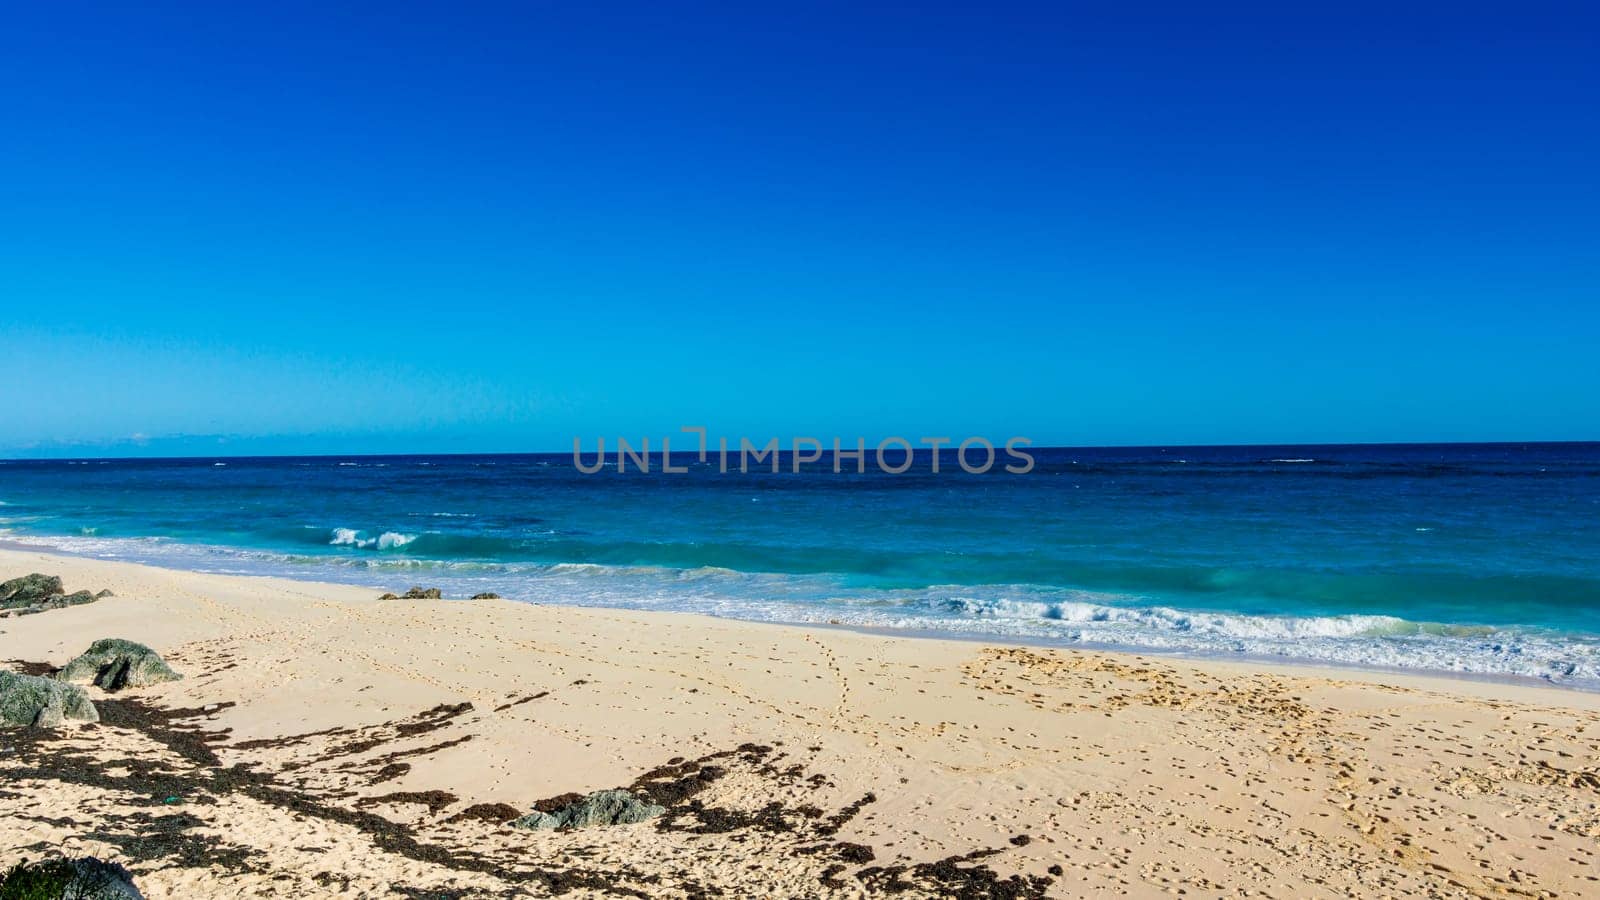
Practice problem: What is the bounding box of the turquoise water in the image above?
[2,443,1598,686]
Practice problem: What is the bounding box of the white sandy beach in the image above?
[3,545,1599,898]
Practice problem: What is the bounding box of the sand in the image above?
[1,545,1598,898]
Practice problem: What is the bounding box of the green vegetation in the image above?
[0,859,76,900]
[0,858,125,900]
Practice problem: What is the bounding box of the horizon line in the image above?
[5,438,1599,463]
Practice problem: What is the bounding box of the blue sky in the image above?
[2,2,1596,456]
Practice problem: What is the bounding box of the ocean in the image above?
[2,443,1597,687]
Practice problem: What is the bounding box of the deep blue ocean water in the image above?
[3,443,1598,686]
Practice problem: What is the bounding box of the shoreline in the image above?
[4,535,1594,697]
[4,545,1600,897]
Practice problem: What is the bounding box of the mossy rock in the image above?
[57,639,181,692]
[0,574,64,610]
[378,588,442,599]
[0,671,98,727]
[42,590,100,609]
[510,790,665,830]
[0,574,114,617]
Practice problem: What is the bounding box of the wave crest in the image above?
[328,528,416,550]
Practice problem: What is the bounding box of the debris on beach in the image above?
[57,639,182,692]
[0,573,114,617]
[510,789,666,830]
[0,670,99,727]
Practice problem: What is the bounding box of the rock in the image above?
[380,587,441,600]
[0,573,116,616]
[0,670,99,727]
[510,789,665,830]
[470,592,502,600]
[0,856,144,898]
[57,639,182,692]
[73,858,145,899]
[0,595,101,617]
[0,573,65,607]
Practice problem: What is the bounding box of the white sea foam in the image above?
[328,528,416,550]
[945,596,1416,638]
[10,530,1598,689]
[375,531,414,549]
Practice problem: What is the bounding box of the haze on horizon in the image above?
[3,3,1597,458]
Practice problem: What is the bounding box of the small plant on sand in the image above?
[0,859,75,900]
[0,857,124,900]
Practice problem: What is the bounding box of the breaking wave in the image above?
[7,529,1598,690]
[327,528,416,550]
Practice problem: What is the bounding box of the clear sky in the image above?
[2,2,1596,457]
